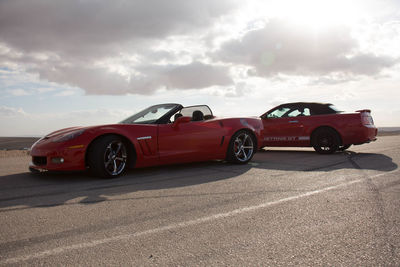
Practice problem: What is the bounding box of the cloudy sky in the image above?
[1,0,399,136]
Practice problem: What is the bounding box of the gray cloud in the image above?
[34,61,232,95]
[214,19,398,78]
[154,62,233,90]
[0,0,236,58]
[0,0,236,94]
[128,62,233,94]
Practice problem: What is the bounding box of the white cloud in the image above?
[54,90,76,97]
[0,106,27,116]
[36,87,55,94]
[214,19,399,79]
[8,88,30,96]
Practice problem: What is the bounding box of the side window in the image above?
[176,105,214,121]
[287,107,311,117]
[266,107,291,118]
[180,106,212,118]
[287,109,301,117]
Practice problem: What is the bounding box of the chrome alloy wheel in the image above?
[233,133,254,162]
[103,141,127,176]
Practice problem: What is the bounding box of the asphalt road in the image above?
[0,136,399,266]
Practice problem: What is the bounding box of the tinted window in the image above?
[287,107,311,117]
[266,107,291,118]
[266,106,311,118]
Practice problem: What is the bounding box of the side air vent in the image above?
[220,136,225,146]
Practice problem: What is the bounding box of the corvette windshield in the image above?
[120,104,179,124]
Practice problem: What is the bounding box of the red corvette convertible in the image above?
[30,104,263,178]
[260,102,377,154]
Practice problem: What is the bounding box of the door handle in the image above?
[289,120,299,123]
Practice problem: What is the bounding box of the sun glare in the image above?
[255,0,363,28]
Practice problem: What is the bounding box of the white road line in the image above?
[1,170,398,265]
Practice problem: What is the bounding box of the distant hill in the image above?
[0,137,40,150]
[378,127,400,136]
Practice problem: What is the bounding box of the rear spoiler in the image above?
[356,109,371,113]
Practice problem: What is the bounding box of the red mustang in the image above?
[260,102,377,154]
[30,104,263,178]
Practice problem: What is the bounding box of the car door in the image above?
[157,119,225,164]
[262,106,310,147]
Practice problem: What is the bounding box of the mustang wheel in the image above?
[312,128,340,154]
[227,130,255,164]
[88,135,128,178]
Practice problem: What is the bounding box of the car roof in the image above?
[276,102,333,107]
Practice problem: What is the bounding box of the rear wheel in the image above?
[227,130,256,164]
[312,128,340,154]
[88,135,128,178]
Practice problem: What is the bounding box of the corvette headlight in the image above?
[52,129,85,143]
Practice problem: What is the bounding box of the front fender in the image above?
[84,124,159,167]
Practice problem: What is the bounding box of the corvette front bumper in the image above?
[29,139,87,172]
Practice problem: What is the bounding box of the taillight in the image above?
[360,112,374,126]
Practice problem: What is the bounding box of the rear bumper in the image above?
[353,125,378,145]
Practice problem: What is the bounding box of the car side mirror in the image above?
[173,116,191,129]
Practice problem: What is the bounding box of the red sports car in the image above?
[260,102,377,154]
[30,104,263,178]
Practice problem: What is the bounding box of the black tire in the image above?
[338,144,351,151]
[87,135,128,178]
[226,130,256,164]
[312,128,340,154]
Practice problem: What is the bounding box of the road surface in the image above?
[0,136,399,266]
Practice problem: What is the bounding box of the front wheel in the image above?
[312,128,340,154]
[227,130,256,164]
[88,135,128,178]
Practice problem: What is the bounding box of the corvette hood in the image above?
[44,124,126,138]
[45,126,90,138]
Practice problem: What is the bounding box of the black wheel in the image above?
[312,128,340,154]
[338,144,351,151]
[227,130,256,164]
[88,135,128,178]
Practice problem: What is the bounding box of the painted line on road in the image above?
[1,169,398,265]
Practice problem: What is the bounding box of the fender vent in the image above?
[220,136,225,146]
